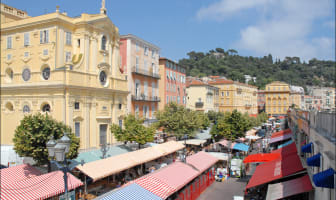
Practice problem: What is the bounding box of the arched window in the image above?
[22,68,31,81]
[99,71,107,86]
[42,104,51,112]
[101,35,107,50]
[23,105,30,113]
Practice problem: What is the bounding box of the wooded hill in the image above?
[178,48,335,90]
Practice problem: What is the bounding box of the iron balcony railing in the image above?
[132,94,161,102]
[195,102,204,108]
[131,66,160,79]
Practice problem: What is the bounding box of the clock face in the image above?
[42,67,50,80]
[99,71,107,86]
[22,68,31,81]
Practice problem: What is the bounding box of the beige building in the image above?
[186,78,219,112]
[308,86,335,110]
[1,2,128,149]
[208,78,258,114]
[265,81,290,116]
[289,85,304,109]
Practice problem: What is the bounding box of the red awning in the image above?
[266,175,313,200]
[271,129,292,138]
[0,164,42,185]
[271,143,297,157]
[243,153,280,163]
[1,171,83,200]
[186,151,218,174]
[246,153,304,189]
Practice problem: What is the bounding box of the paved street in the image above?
[197,177,248,200]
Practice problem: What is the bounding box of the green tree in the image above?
[110,114,155,149]
[13,113,80,167]
[155,102,201,139]
[196,111,210,130]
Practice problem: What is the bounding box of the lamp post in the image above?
[182,134,188,162]
[47,133,71,200]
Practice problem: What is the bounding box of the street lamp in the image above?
[47,133,71,199]
[181,134,188,163]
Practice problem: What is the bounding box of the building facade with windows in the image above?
[307,86,335,110]
[257,90,266,113]
[158,58,186,110]
[1,3,128,149]
[186,78,219,112]
[264,81,290,116]
[289,85,304,109]
[208,78,258,114]
[120,34,160,120]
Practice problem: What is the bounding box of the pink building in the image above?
[158,58,186,110]
[120,34,160,120]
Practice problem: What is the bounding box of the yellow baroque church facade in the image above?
[1,3,128,149]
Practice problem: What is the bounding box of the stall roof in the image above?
[178,139,207,146]
[233,143,249,152]
[271,143,297,157]
[186,151,219,173]
[246,129,257,136]
[266,175,313,200]
[0,164,42,185]
[76,141,185,182]
[150,162,200,194]
[217,139,236,149]
[243,153,280,163]
[95,183,162,200]
[206,152,230,161]
[69,145,132,169]
[1,171,83,200]
[269,133,292,144]
[246,153,305,189]
[271,129,292,138]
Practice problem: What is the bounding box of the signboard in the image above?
[59,190,75,200]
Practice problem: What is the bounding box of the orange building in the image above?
[158,58,186,110]
[120,34,160,120]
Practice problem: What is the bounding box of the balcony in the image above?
[131,67,160,79]
[132,94,161,102]
[245,104,252,108]
[195,102,204,108]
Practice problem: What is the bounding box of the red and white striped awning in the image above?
[1,170,83,200]
[132,175,177,199]
[0,164,42,185]
[186,151,218,174]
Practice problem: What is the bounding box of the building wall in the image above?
[309,87,336,110]
[265,81,290,115]
[1,4,128,149]
[119,35,160,119]
[158,58,186,110]
[186,85,218,112]
[212,82,258,114]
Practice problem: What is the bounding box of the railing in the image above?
[131,66,160,79]
[195,102,204,108]
[131,94,161,102]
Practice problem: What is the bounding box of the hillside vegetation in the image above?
[178,48,335,90]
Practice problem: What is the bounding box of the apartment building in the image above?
[158,58,186,110]
[307,86,335,110]
[1,2,128,149]
[186,78,219,112]
[257,90,266,113]
[120,34,160,120]
[208,78,258,114]
[264,81,290,116]
[289,85,305,109]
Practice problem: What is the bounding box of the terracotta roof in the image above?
[208,79,234,85]
[187,79,207,87]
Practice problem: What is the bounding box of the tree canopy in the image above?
[13,113,80,166]
[210,110,268,141]
[179,49,335,90]
[110,114,155,148]
[155,102,209,139]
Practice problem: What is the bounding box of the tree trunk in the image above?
[138,143,141,149]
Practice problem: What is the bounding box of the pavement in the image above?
[197,178,247,200]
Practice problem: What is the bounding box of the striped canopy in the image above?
[96,183,162,200]
[0,164,42,185]
[1,171,83,200]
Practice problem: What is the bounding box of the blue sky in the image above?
[4,0,335,62]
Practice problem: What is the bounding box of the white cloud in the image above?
[197,0,335,61]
